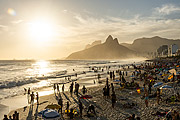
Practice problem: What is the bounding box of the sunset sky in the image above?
[0,0,180,59]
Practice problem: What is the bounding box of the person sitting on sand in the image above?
[87,104,96,115]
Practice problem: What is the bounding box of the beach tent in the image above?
[42,109,61,120]
[45,104,61,110]
[153,82,163,87]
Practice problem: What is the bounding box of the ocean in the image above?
[0,59,143,118]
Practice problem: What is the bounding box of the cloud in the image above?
[155,4,180,15]
[59,13,180,45]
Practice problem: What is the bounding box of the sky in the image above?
[0,0,180,60]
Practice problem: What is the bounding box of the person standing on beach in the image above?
[75,82,80,96]
[111,83,114,93]
[111,91,116,108]
[79,99,83,117]
[69,84,73,96]
[57,84,60,93]
[148,82,152,94]
[30,92,35,105]
[58,98,63,114]
[82,85,87,94]
[62,84,64,92]
[27,88,30,103]
[53,84,56,94]
[36,92,39,105]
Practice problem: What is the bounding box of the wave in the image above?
[0,78,38,89]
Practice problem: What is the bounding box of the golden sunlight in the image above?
[28,20,55,41]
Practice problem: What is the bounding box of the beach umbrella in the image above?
[42,109,60,120]
[153,82,163,87]
[79,95,93,99]
[45,104,61,110]
[160,85,173,89]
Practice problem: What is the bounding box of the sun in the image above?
[28,20,55,41]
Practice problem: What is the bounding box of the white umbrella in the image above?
[42,109,61,120]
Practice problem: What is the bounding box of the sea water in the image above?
[0,59,143,118]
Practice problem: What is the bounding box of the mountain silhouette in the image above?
[120,36,180,54]
[66,35,138,60]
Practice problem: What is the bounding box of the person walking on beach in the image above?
[57,84,60,93]
[53,84,56,94]
[148,82,152,94]
[69,84,73,96]
[79,99,83,117]
[66,101,69,110]
[27,88,30,103]
[111,83,114,93]
[62,83,64,92]
[36,92,39,105]
[30,92,35,105]
[75,82,80,96]
[58,98,63,114]
[82,85,87,94]
[111,91,116,108]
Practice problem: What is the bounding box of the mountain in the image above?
[66,35,138,60]
[120,36,180,54]
[85,40,101,49]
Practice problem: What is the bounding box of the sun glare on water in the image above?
[28,20,55,41]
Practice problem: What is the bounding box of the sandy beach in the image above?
[7,59,180,120]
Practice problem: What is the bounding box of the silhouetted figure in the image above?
[111,83,114,92]
[111,91,116,108]
[62,84,64,92]
[36,92,39,105]
[148,82,152,94]
[13,111,19,120]
[69,84,73,96]
[30,92,35,105]
[27,88,31,103]
[75,82,80,96]
[58,98,63,114]
[79,100,83,117]
[82,85,87,94]
[87,104,96,115]
[53,84,56,94]
[66,101,69,110]
[69,109,74,119]
[57,84,60,92]
[3,115,8,120]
